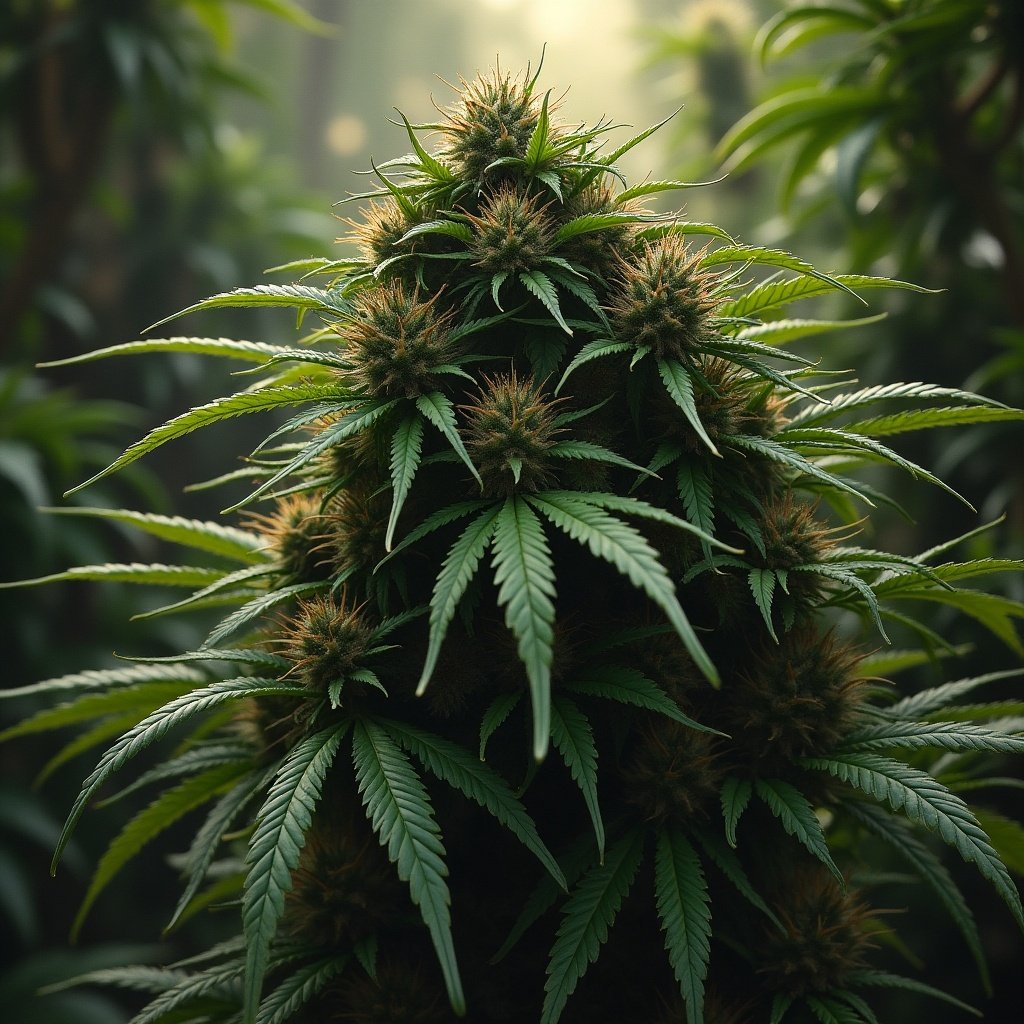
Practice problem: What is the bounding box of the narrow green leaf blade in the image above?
[551,697,604,860]
[491,496,557,761]
[242,722,349,1023]
[352,719,464,1015]
[382,718,566,889]
[73,763,244,939]
[803,754,1024,930]
[655,828,711,1024]
[755,778,844,885]
[418,506,501,695]
[386,414,425,550]
[528,492,718,686]
[66,384,341,496]
[541,829,645,1024]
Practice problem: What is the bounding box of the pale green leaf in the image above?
[657,358,720,455]
[565,665,722,736]
[846,802,990,991]
[528,492,718,686]
[802,754,1023,930]
[0,562,225,591]
[203,581,323,649]
[755,778,844,885]
[520,269,572,335]
[42,507,267,564]
[418,506,502,696]
[551,697,604,860]
[37,337,296,368]
[146,284,348,331]
[242,722,348,1023]
[492,496,557,761]
[168,769,267,933]
[0,680,202,743]
[73,763,245,938]
[416,391,481,485]
[555,337,632,394]
[748,568,779,642]
[53,679,305,873]
[0,663,206,701]
[382,718,566,889]
[256,955,347,1024]
[655,828,711,1024]
[352,719,464,1015]
[386,414,425,551]
[541,830,645,1024]
[720,777,752,848]
[717,274,935,321]
[66,383,342,496]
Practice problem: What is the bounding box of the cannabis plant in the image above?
[5,60,1024,1024]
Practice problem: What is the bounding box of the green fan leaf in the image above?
[552,212,653,245]
[716,274,934,321]
[802,754,1024,930]
[694,827,781,928]
[73,762,246,939]
[564,664,722,736]
[845,970,982,1017]
[845,802,990,991]
[755,778,844,885]
[541,829,645,1024]
[386,413,425,551]
[203,581,323,649]
[168,768,268,933]
[37,336,297,368]
[548,439,653,477]
[655,827,711,1024]
[528,492,718,686]
[842,721,1024,754]
[381,718,566,889]
[657,358,720,455]
[53,678,305,873]
[805,995,866,1024]
[701,244,859,300]
[675,462,716,550]
[352,719,464,1016]
[225,398,400,511]
[520,269,572,334]
[416,391,481,485]
[731,315,887,346]
[242,722,349,1023]
[418,505,502,695]
[550,696,604,860]
[771,993,796,1024]
[492,496,557,762]
[132,562,274,621]
[66,383,343,496]
[748,568,779,641]
[127,958,249,1024]
[122,648,291,672]
[256,955,347,1024]
[41,508,267,564]
[540,831,643,1024]
[0,680,202,743]
[146,284,349,331]
[479,692,522,760]
[0,663,207,701]
[883,669,1024,720]
[720,777,753,848]
[555,337,632,394]
[0,562,225,591]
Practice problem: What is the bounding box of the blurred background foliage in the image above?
[1,0,1020,1021]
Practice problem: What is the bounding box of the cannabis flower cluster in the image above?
[4,59,1024,1024]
